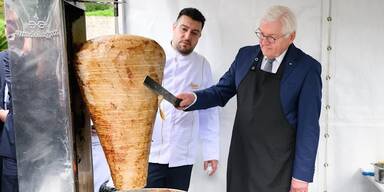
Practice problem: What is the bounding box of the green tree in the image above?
[85,3,113,16]
[0,0,7,51]
[0,0,3,19]
[0,19,7,51]
[85,3,110,12]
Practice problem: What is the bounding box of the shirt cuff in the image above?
[183,92,197,110]
[292,177,308,183]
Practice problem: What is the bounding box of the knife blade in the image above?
[143,75,181,107]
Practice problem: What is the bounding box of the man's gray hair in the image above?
[261,5,297,35]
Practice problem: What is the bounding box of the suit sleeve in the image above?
[292,62,322,182]
[188,50,240,110]
[198,58,220,161]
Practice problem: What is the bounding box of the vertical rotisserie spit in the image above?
[75,35,165,190]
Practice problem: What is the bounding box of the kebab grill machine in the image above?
[6,0,183,191]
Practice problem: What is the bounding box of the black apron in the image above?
[227,55,296,192]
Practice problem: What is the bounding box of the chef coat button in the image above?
[289,63,293,66]
[251,66,256,70]
[254,58,259,61]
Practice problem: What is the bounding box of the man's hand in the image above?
[0,109,9,122]
[176,92,195,109]
[290,178,308,192]
[204,160,218,176]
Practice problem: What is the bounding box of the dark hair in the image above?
[176,8,206,29]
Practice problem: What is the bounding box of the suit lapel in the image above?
[248,47,260,69]
[281,44,299,84]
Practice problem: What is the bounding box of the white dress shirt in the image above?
[260,50,288,73]
[149,44,220,167]
[4,84,9,110]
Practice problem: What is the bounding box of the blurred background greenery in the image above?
[0,0,7,51]
[85,3,113,16]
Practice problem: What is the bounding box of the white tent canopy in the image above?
[116,0,384,191]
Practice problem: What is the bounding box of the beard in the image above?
[175,40,195,55]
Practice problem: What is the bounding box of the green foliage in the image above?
[86,8,114,16]
[85,3,114,16]
[85,3,112,12]
[0,0,3,19]
[0,19,7,51]
[0,0,7,51]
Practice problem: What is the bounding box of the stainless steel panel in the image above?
[6,0,90,191]
[63,2,94,191]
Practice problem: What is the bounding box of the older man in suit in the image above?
[177,5,322,192]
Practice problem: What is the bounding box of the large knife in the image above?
[143,75,182,107]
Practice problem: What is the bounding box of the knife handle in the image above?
[174,98,182,108]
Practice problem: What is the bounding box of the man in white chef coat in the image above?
[146,7,220,191]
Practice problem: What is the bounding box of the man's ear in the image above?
[172,22,177,31]
[289,31,296,42]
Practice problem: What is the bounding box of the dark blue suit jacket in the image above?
[189,44,322,182]
[0,50,16,159]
